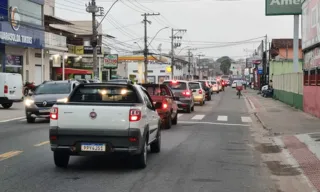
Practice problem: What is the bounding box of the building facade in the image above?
[0,0,49,84]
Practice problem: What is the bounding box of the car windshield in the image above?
[163,81,187,90]
[144,86,170,96]
[34,83,71,95]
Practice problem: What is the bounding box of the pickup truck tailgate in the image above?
[57,105,130,130]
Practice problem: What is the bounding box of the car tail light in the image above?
[198,89,203,94]
[182,90,191,97]
[50,107,59,120]
[162,102,168,109]
[4,85,8,94]
[129,109,141,122]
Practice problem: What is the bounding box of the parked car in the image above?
[49,83,162,169]
[194,80,212,101]
[0,73,23,109]
[163,80,195,113]
[141,84,178,129]
[24,80,80,123]
[189,81,206,106]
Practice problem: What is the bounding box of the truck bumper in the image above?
[49,127,145,156]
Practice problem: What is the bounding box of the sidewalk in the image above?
[0,103,25,122]
[244,89,320,192]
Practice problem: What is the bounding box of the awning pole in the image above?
[62,53,65,80]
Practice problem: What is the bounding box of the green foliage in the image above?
[217,56,232,74]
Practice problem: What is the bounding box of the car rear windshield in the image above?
[35,83,71,95]
[211,81,216,85]
[163,82,187,90]
[69,85,140,103]
[189,82,200,89]
[142,85,170,96]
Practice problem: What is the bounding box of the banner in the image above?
[103,54,118,69]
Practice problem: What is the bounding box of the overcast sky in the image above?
[55,0,299,60]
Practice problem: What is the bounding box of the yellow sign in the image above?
[166,66,171,73]
[75,46,84,55]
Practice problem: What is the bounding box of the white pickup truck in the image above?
[49,83,162,169]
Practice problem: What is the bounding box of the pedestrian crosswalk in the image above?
[177,113,252,124]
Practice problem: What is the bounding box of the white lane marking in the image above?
[178,114,183,118]
[178,121,250,127]
[241,116,252,123]
[0,117,25,123]
[0,150,23,161]
[34,141,50,147]
[191,115,205,120]
[217,115,228,121]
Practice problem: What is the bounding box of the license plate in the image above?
[81,143,106,152]
[39,109,50,113]
[10,91,15,94]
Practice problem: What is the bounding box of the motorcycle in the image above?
[236,83,243,99]
[23,82,36,96]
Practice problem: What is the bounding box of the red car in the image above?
[141,84,179,129]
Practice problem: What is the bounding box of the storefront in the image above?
[0,0,45,83]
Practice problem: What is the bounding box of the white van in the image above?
[0,73,24,109]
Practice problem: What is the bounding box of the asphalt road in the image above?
[0,88,277,192]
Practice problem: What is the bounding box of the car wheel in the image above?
[54,151,69,168]
[134,140,147,169]
[217,91,219,94]
[1,103,13,109]
[165,114,172,129]
[191,105,194,111]
[150,127,161,153]
[172,113,178,125]
[186,106,191,113]
[26,116,36,123]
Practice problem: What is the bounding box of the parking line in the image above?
[241,116,252,123]
[191,115,205,120]
[0,117,25,123]
[34,141,50,147]
[0,151,23,161]
[217,115,228,121]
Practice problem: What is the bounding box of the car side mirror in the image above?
[173,96,180,101]
[154,102,162,109]
[192,89,196,92]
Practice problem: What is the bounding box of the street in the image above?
[0,88,278,192]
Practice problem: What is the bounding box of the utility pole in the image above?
[260,39,264,90]
[170,28,187,79]
[195,54,205,79]
[188,49,191,80]
[142,13,160,83]
[86,0,104,80]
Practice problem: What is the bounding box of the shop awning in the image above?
[56,68,92,75]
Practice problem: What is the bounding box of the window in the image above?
[69,86,139,103]
[304,70,309,86]
[163,81,187,90]
[35,83,71,95]
[310,69,316,86]
[317,69,320,86]
[144,86,169,96]
[141,90,153,109]
[9,0,43,27]
[189,82,200,89]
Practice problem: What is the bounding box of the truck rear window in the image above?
[189,82,200,89]
[142,85,170,96]
[69,86,139,103]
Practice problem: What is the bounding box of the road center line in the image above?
[178,121,250,127]
[34,141,50,147]
[0,150,23,161]
[0,117,25,123]
[191,115,205,120]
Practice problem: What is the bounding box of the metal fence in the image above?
[272,72,303,95]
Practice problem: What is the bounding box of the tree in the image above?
[217,56,232,74]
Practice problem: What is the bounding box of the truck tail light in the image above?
[129,109,141,122]
[50,107,59,120]
[182,90,191,97]
[198,89,203,94]
[4,85,8,94]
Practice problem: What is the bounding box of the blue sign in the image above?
[258,69,263,75]
[0,0,44,49]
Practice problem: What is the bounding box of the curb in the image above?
[254,112,271,131]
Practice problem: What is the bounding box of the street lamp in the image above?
[148,26,169,47]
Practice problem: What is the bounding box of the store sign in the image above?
[103,54,118,69]
[304,48,320,69]
[68,45,102,55]
[266,0,303,16]
[0,0,44,48]
[302,0,320,49]
[84,46,102,54]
